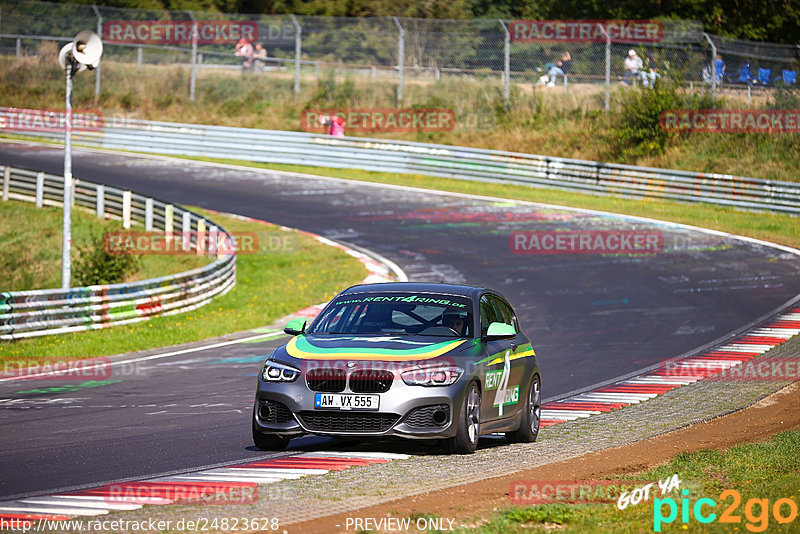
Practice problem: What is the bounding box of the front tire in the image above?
[446,381,481,454]
[252,409,290,450]
[506,374,541,444]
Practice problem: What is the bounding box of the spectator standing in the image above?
[623,49,643,85]
[321,114,345,137]
[234,38,254,73]
[253,43,268,72]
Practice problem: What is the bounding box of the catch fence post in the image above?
[499,20,510,108]
[290,15,302,97]
[393,17,404,104]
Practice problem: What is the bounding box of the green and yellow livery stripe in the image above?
[286,336,467,361]
[478,344,536,366]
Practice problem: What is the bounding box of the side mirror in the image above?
[484,322,516,340]
[284,318,307,336]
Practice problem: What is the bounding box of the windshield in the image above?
[308,293,474,337]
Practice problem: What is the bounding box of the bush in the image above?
[73,233,139,287]
[610,80,717,161]
[768,86,800,110]
[610,81,681,160]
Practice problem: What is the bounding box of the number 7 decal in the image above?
[493,349,511,416]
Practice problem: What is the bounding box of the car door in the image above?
[479,294,525,422]
[492,296,531,419]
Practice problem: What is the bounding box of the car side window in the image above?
[492,297,518,333]
[480,295,500,336]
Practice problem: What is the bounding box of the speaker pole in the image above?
[62,57,74,289]
[58,31,102,289]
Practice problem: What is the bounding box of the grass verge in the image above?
[456,430,800,533]
[186,157,800,251]
[0,198,209,291]
[0,207,367,361]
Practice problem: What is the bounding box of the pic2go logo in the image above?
[654,489,799,532]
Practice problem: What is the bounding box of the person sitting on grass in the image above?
[622,49,642,86]
[547,51,572,87]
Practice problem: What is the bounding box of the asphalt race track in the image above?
[2,141,800,498]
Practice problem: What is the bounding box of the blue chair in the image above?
[757,67,771,85]
[782,69,797,85]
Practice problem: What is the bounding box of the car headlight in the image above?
[261,360,300,382]
[401,365,463,386]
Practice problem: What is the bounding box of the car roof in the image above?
[338,282,508,302]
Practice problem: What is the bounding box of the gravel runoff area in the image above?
[40,331,799,534]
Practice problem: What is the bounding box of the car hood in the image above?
[274,334,476,363]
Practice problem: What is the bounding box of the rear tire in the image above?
[446,382,481,454]
[506,374,541,444]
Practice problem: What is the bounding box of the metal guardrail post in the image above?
[165,204,174,247]
[182,210,191,251]
[188,11,197,103]
[136,46,142,70]
[35,171,44,207]
[393,17,404,105]
[2,167,10,201]
[498,20,510,108]
[122,190,132,229]
[196,219,206,255]
[16,37,20,57]
[145,198,153,230]
[703,33,717,108]
[290,15,301,97]
[96,184,104,218]
[209,225,218,255]
[92,5,102,99]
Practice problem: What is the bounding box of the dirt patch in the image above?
[288,381,800,533]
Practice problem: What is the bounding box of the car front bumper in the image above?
[253,375,469,439]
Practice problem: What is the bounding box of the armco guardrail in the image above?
[0,164,236,341]
[11,115,800,215]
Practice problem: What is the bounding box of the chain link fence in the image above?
[1,0,799,131]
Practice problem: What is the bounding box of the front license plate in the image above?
[314,393,380,410]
